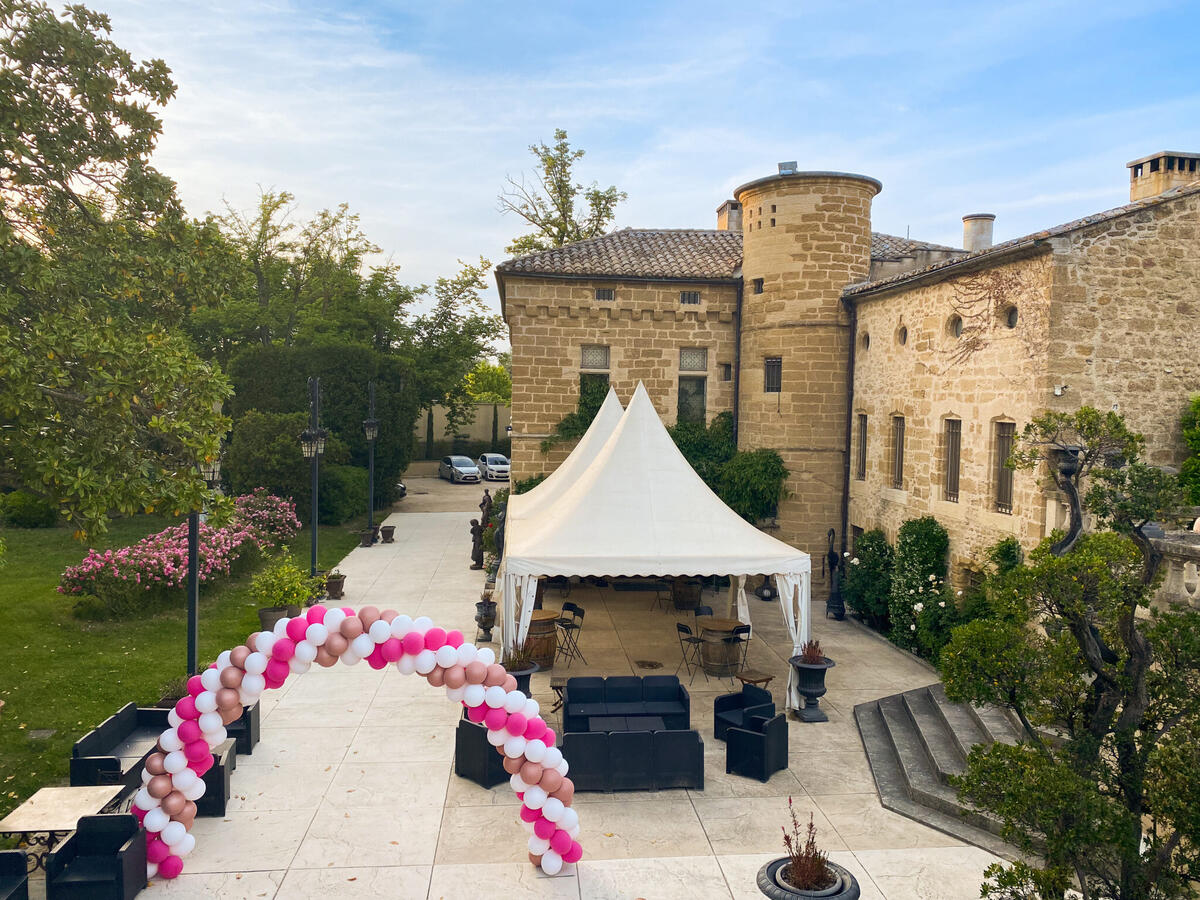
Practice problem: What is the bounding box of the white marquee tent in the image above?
[500,382,813,708]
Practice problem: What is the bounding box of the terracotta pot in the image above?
[757,857,860,899]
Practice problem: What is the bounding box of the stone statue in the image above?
[469,518,484,569]
[479,488,492,524]
[494,509,506,561]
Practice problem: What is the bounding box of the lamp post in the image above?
[363,380,380,540]
[187,456,222,677]
[300,377,328,577]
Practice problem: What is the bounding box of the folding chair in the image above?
[556,605,588,666]
[674,623,707,685]
[724,624,752,673]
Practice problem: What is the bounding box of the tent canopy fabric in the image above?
[503,383,811,580]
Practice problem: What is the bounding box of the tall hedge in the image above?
[888,516,950,654]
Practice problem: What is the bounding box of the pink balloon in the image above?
[186,675,204,697]
[177,720,201,744]
[380,609,398,623]
[539,768,563,793]
[484,708,508,731]
[340,616,364,639]
[443,665,466,689]
[184,740,210,764]
[175,697,198,720]
[286,618,308,642]
[158,854,184,879]
[484,664,507,687]
[506,713,528,736]
[502,675,518,693]
[146,835,170,864]
[504,756,523,775]
[264,673,285,690]
[367,648,388,670]
[464,661,487,684]
[550,829,573,855]
[542,728,556,748]
[402,631,424,656]
[427,666,446,687]
[564,841,583,864]
[358,606,381,627]
[131,804,147,823]
[523,717,548,741]
[191,754,214,777]
[306,605,327,623]
[341,606,355,616]
[466,704,487,723]
[423,627,447,651]
[265,658,290,683]
[445,630,464,648]
[271,638,296,661]
[519,804,541,823]
[380,638,403,662]
[534,818,556,840]
[520,762,544,785]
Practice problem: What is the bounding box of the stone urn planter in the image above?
[258,604,301,631]
[505,660,540,695]
[358,528,376,548]
[475,598,497,641]
[756,858,860,900]
[380,525,396,543]
[787,654,836,723]
[326,571,346,600]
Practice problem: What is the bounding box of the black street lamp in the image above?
[187,455,222,676]
[300,377,328,577]
[364,380,380,539]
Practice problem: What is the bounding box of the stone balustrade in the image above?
[1152,531,1200,609]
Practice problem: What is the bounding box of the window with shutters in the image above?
[855,414,867,480]
[679,290,701,305]
[679,347,707,372]
[764,357,782,393]
[943,419,961,502]
[994,421,1016,513]
[580,344,609,370]
[891,416,906,489]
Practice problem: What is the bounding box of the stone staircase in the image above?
[854,682,1024,860]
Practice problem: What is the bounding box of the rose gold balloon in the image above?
[380,610,398,624]
[174,805,196,829]
[464,661,487,684]
[539,769,564,794]
[484,664,507,687]
[340,617,364,639]
[503,756,523,775]
[219,705,243,725]
[550,777,574,804]
[502,675,518,693]
[145,753,167,776]
[246,633,260,652]
[528,852,542,866]
[148,774,174,799]
[315,646,338,667]
[161,791,187,817]
[215,687,239,710]
[358,606,380,627]
[520,762,544,785]
[443,665,466,689]
[325,633,349,657]
[219,667,244,689]
[229,646,251,669]
[427,667,446,688]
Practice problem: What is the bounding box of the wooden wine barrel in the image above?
[699,618,742,676]
[524,609,559,671]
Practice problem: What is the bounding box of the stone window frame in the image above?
[855,413,868,481]
[941,416,962,503]
[719,362,733,382]
[580,344,610,371]
[679,290,702,305]
[992,418,1017,514]
[1002,305,1019,329]
[947,314,964,339]
[753,278,764,294]
[594,287,615,302]
[679,347,708,373]
[897,323,909,346]
[890,414,906,490]
[763,357,782,393]
[860,331,870,351]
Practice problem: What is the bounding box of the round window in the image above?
[897,325,908,345]
[1005,306,1018,328]
[860,332,870,350]
[948,315,963,338]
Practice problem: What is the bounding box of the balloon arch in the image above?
[132,605,583,880]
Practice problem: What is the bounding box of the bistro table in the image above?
[588,716,667,733]
[0,785,124,872]
[697,616,744,677]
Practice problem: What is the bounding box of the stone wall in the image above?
[503,275,739,482]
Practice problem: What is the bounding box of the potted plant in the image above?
[758,799,859,899]
[501,646,540,694]
[475,593,497,641]
[379,524,396,543]
[250,559,323,630]
[787,640,835,723]
[154,675,190,709]
[325,569,347,600]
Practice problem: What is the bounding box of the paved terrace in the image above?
[141,476,1001,899]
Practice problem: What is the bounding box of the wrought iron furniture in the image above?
[555,603,587,666]
[674,623,707,683]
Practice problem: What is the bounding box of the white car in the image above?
[477,453,510,481]
[439,455,481,484]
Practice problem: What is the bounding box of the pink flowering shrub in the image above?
[60,492,301,618]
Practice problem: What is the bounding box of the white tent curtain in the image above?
[775,572,810,710]
[516,575,539,647]
[735,575,750,633]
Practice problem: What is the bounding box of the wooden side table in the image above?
[735,669,775,691]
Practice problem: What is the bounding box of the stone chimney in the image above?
[962,213,995,252]
[1127,151,1200,201]
[716,199,742,232]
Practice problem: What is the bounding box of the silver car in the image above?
[439,455,481,484]
[477,453,510,481]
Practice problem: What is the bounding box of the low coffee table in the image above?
[0,785,124,871]
[588,716,667,733]
[735,669,775,690]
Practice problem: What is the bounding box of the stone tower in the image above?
[734,165,881,573]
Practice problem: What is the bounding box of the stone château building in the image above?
[495,152,1200,587]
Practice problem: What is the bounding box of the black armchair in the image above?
[651,729,704,790]
[0,851,28,900]
[713,683,775,741]
[561,731,610,792]
[726,713,789,783]
[46,814,145,900]
[454,711,508,789]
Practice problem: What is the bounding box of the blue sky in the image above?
[103,0,1200,319]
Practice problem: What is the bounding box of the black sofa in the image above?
[46,815,145,900]
[69,703,169,791]
[713,683,775,741]
[726,713,789,783]
[562,676,690,734]
[562,728,704,792]
[454,710,508,789]
[0,851,28,900]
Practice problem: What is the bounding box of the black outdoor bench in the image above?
[562,675,690,734]
[713,683,775,741]
[69,703,170,792]
[562,727,704,792]
[0,851,28,900]
[453,710,508,789]
[45,814,144,900]
[225,700,261,756]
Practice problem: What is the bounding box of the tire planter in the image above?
[787,656,835,723]
[757,857,860,900]
[258,604,301,631]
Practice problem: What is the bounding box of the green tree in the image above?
[1179,394,1200,504]
[0,0,230,538]
[464,359,512,404]
[940,408,1199,900]
[499,129,627,256]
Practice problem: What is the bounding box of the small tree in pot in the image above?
[758,799,859,899]
[788,640,835,723]
[250,559,324,630]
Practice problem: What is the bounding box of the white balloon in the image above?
[350,633,375,658]
[256,632,277,656]
[146,862,159,880]
[163,751,188,774]
[484,685,507,708]
[504,691,527,714]
[143,808,168,833]
[412,616,433,632]
[462,684,486,708]
[197,711,222,733]
[455,643,478,666]
[170,768,198,792]
[555,759,569,776]
[324,608,346,632]
[523,698,540,719]
[368,620,391,644]
[160,821,187,847]
[204,726,228,748]
[173,833,196,858]
[568,824,580,839]
[194,691,218,714]
[435,645,458,669]
[167,709,183,728]
[542,746,563,769]
[476,647,496,665]
[158,728,183,752]
[445,685,466,702]
[523,786,547,809]
[294,640,318,663]
[134,787,158,810]
[395,655,417,675]
[527,835,550,855]
[273,616,291,637]
[200,668,222,692]
[541,849,563,875]
[140,768,153,786]
[559,807,579,831]
[485,728,507,747]
[414,649,437,674]
[390,614,413,638]
[241,672,266,695]
[541,797,565,822]
[503,736,527,759]
[216,650,232,670]
[243,652,268,675]
[523,739,547,764]
[340,652,362,667]
[182,780,206,801]
[509,773,528,793]
[289,658,311,675]
[304,623,328,646]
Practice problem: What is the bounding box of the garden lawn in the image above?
[0,514,364,820]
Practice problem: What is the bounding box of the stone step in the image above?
[928,682,991,760]
[901,686,965,784]
[968,700,1022,746]
[854,701,1019,862]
